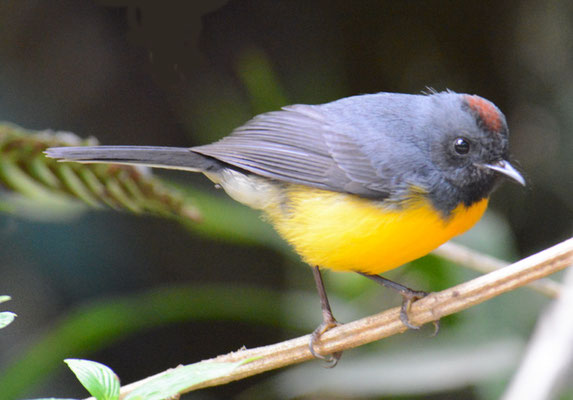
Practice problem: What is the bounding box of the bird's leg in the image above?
[309,266,343,367]
[358,272,440,334]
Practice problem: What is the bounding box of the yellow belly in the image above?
[264,186,488,275]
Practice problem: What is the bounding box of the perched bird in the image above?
[46,90,524,365]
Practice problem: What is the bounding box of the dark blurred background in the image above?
[0,1,572,399]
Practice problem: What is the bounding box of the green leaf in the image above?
[0,284,291,399]
[0,295,11,304]
[0,157,59,200]
[0,123,201,222]
[64,359,120,400]
[0,312,16,329]
[56,164,102,207]
[124,360,246,400]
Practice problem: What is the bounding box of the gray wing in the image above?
[192,104,390,198]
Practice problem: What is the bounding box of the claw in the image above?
[309,266,344,367]
[359,273,441,334]
[399,288,428,329]
[430,319,440,336]
[309,318,343,367]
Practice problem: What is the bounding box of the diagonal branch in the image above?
[109,237,573,399]
[502,258,573,399]
[433,241,562,298]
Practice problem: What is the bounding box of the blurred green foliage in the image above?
[0,46,537,400]
[0,124,201,223]
[1,2,571,400]
[0,284,291,399]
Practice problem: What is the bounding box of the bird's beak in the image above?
[481,160,526,186]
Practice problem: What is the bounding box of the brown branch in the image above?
[433,241,563,298]
[114,237,573,399]
[502,258,573,399]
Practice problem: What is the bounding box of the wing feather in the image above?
[192,104,389,198]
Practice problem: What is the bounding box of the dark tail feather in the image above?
[45,146,219,172]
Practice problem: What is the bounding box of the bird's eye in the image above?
[453,138,471,155]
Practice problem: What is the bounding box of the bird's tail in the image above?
[45,146,218,172]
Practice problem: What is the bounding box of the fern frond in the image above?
[0,123,200,222]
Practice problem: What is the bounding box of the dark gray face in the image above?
[426,93,523,213]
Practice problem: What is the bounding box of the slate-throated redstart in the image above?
[46,91,525,364]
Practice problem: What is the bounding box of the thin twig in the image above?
[112,237,573,399]
[434,241,562,298]
[502,256,573,399]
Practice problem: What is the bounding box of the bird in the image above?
[45,90,525,365]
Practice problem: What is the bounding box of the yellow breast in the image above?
[264,186,488,275]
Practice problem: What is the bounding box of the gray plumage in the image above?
[44,145,221,173]
[46,91,519,215]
